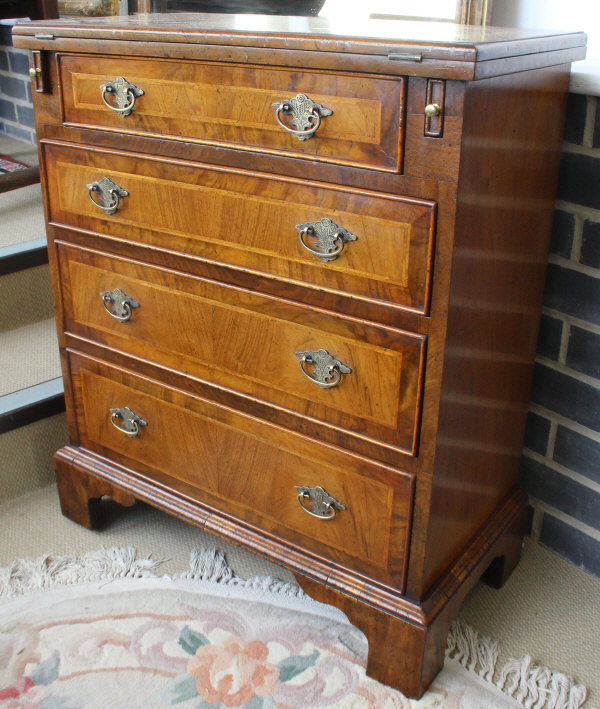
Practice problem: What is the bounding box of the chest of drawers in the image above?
[14,14,585,698]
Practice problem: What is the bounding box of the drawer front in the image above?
[69,352,414,585]
[58,243,426,456]
[45,143,435,314]
[58,54,404,172]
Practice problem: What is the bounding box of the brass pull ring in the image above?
[295,349,352,389]
[100,77,144,117]
[299,359,340,388]
[298,227,344,260]
[272,94,333,142]
[296,218,357,263]
[109,406,147,437]
[100,288,139,322]
[274,103,322,139]
[88,185,120,214]
[87,177,128,216]
[295,485,345,520]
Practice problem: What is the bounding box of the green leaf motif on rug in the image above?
[178,626,210,655]
[29,651,60,686]
[157,673,199,704]
[277,649,320,682]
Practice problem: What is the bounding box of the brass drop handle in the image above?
[100,77,144,117]
[296,218,357,263]
[272,94,333,141]
[100,288,139,322]
[295,349,352,389]
[295,485,345,520]
[87,177,128,215]
[109,406,147,437]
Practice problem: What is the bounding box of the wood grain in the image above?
[411,64,573,596]
[57,242,426,457]
[19,15,582,699]
[68,350,414,584]
[44,140,436,315]
[11,15,586,81]
[58,53,404,171]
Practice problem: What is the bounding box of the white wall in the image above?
[491,0,599,60]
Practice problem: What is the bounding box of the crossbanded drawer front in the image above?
[69,352,414,586]
[45,142,435,315]
[57,53,404,172]
[58,243,426,457]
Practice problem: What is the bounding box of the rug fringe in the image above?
[177,548,309,599]
[0,546,307,602]
[0,546,161,598]
[446,619,590,709]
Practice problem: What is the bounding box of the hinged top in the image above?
[12,13,586,80]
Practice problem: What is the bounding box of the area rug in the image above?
[0,155,30,174]
[0,547,590,709]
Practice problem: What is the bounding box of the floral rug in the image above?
[0,547,589,709]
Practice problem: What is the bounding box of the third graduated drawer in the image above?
[44,141,436,315]
[57,241,426,459]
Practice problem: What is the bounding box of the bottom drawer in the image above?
[68,351,414,587]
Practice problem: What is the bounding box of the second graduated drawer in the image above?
[57,243,426,457]
[44,142,436,315]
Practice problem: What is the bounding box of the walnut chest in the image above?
[13,14,585,698]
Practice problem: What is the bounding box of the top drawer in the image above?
[57,54,404,172]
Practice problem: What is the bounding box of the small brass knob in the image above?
[424,103,441,118]
[29,67,41,77]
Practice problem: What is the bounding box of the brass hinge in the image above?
[388,53,423,63]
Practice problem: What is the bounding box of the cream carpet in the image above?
[0,484,598,707]
[0,182,45,249]
[0,135,42,250]
[0,265,61,395]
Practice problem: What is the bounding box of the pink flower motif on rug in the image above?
[160,625,324,707]
[0,652,61,708]
[0,677,38,705]
[187,636,278,706]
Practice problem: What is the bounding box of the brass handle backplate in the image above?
[101,77,144,117]
[87,177,128,215]
[110,406,147,437]
[272,94,332,141]
[295,349,352,388]
[295,485,345,520]
[100,288,139,322]
[296,218,357,262]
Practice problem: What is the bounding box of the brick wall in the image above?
[0,23,36,144]
[521,93,600,578]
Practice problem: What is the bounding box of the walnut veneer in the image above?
[13,14,585,698]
